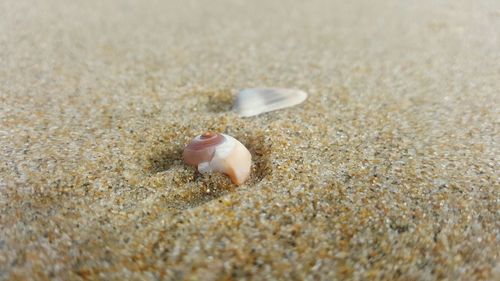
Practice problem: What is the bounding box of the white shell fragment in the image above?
[233,87,308,117]
[183,132,252,185]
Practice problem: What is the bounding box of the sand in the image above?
[1,0,499,280]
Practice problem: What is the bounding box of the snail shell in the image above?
[183,132,252,185]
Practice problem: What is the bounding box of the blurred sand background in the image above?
[1,0,499,280]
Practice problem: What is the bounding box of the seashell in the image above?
[233,87,308,117]
[183,132,252,185]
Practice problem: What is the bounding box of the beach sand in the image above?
[1,0,499,279]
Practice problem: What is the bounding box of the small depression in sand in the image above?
[201,88,234,113]
[143,128,271,209]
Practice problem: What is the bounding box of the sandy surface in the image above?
[1,0,499,280]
